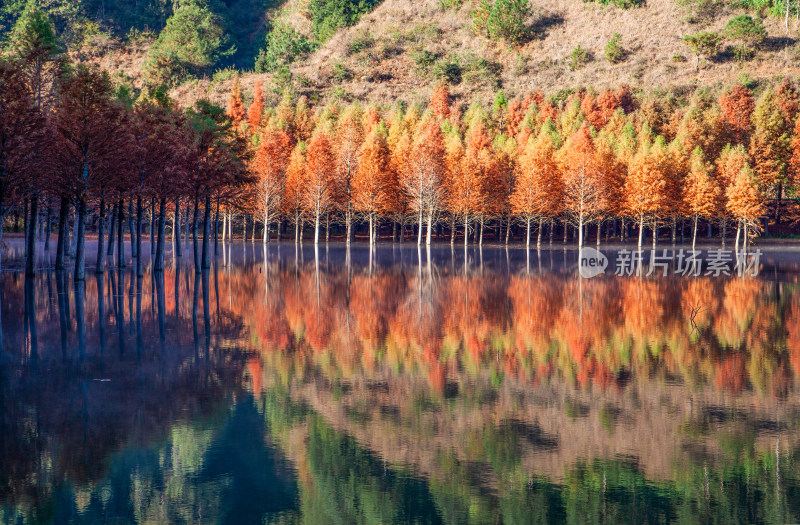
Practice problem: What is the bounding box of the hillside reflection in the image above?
[3,243,800,523]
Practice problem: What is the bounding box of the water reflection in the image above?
[2,243,800,523]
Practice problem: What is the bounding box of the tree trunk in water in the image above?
[652,223,657,249]
[175,198,182,257]
[426,209,433,246]
[128,201,136,258]
[346,211,352,246]
[464,215,469,247]
[417,210,423,246]
[538,218,544,249]
[23,198,29,257]
[193,197,200,271]
[214,199,219,256]
[314,212,320,244]
[721,218,727,247]
[74,197,87,281]
[692,215,698,251]
[202,194,211,270]
[66,205,77,258]
[221,212,226,244]
[136,197,144,277]
[263,211,270,244]
[55,197,68,271]
[326,212,330,242]
[117,199,125,268]
[96,197,106,274]
[479,216,484,246]
[526,217,531,247]
[369,214,374,245]
[596,220,601,247]
[734,220,741,253]
[671,217,676,244]
[44,206,51,251]
[150,198,156,255]
[25,193,38,277]
[637,216,644,251]
[155,197,166,271]
[107,204,116,258]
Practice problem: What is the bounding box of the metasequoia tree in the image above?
[684,147,721,250]
[247,81,265,132]
[749,86,792,225]
[253,127,291,243]
[726,164,764,251]
[51,66,131,281]
[402,119,446,246]
[560,126,604,248]
[718,85,754,146]
[625,138,668,250]
[282,142,307,243]
[0,59,41,275]
[303,131,336,244]
[353,122,391,245]
[511,126,561,247]
[334,107,364,244]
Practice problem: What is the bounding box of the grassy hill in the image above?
[5,0,800,107]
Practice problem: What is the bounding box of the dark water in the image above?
[3,240,800,524]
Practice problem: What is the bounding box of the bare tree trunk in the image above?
[692,215,698,251]
[155,197,166,271]
[44,206,51,252]
[202,194,211,270]
[96,196,106,274]
[25,193,38,277]
[193,197,200,271]
[150,197,156,255]
[137,196,144,277]
[175,198,182,257]
[128,200,136,258]
[417,210,423,246]
[74,197,87,281]
[426,209,433,246]
[314,211,320,244]
[107,203,116,258]
[55,196,68,271]
[526,217,531,247]
[117,199,126,268]
[637,216,644,251]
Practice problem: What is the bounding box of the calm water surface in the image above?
[3,240,800,524]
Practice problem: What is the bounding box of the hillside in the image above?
[177,0,800,108]
[4,0,800,108]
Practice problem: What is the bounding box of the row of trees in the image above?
[0,5,251,281]
[241,80,789,253]
[3,7,799,280]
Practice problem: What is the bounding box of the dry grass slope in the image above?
[80,0,800,108]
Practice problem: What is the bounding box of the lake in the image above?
[2,240,800,524]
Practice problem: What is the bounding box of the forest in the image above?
[2,4,800,282]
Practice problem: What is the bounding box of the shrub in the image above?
[568,45,592,70]
[672,53,687,62]
[348,30,373,55]
[724,14,766,47]
[440,0,465,8]
[144,2,234,85]
[682,31,721,69]
[731,44,756,61]
[473,0,531,45]
[604,32,624,63]
[331,62,353,82]
[433,55,462,83]
[412,49,438,72]
[309,0,381,42]
[254,22,316,73]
